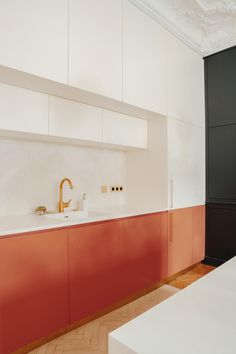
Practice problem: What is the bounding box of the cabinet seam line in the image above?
[167,115,204,129]
[122,0,124,102]
[67,0,70,85]
[48,96,50,134]
[67,232,71,324]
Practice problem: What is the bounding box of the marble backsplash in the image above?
[0,137,127,216]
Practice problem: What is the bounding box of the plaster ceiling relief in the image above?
[130,0,236,55]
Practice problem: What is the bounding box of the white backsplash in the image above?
[0,138,127,216]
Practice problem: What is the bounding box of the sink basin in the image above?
[46,210,88,221]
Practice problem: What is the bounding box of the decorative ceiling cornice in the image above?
[128,0,236,56]
[128,0,202,54]
[195,0,236,13]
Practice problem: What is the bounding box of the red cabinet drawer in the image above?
[192,205,205,264]
[168,208,193,276]
[167,205,205,277]
[69,212,167,324]
[0,230,69,354]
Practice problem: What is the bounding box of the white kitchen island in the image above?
[109,257,236,354]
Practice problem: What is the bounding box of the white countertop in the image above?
[0,205,165,237]
[109,256,236,354]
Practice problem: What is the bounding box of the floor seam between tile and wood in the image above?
[28,264,214,354]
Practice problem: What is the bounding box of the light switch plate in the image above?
[101,185,108,193]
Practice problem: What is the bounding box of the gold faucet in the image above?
[58,178,74,213]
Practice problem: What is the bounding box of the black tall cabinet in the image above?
[205,46,236,265]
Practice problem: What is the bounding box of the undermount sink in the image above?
[46,210,89,221]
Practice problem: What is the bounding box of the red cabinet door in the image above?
[0,229,69,354]
[69,212,167,324]
[192,205,205,264]
[167,208,193,277]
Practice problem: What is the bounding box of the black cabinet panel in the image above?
[208,125,236,202]
[206,203,236,262]
[206,47,236,127]
[205,47,236,264]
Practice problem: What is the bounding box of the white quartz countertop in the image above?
[109,256,236,354]
[0,205,165,237]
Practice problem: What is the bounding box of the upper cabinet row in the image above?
[0,0,68,84]
[69,0,123,101]
[0,0,204,126]
[50,96,147,148]
[0,83,147,149]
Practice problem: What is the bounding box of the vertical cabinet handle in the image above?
[169,179,174,209]
[169,213,174,242]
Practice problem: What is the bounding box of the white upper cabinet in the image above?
[0,83,49,134]
[49,96,102,142]
[123,1,168,115]
[167,36,205,127]
[0,0,68,83]
[69,0,123,101]
[102,109,147,148]
[168,118,205,209]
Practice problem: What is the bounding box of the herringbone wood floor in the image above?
[29,264,214,354]
[167,263,214,289]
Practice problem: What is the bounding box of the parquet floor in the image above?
[168,263,215,289]
[30,264,214,354]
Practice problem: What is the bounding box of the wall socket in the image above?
[110,185,124,193]
[101,185,124,193]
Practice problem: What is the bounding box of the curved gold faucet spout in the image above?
[59,178,74,213]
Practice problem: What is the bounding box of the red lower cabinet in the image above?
[192,205,205,264]
[167,206,205,277]
[167,208,193,277]
[0,230,69,354]
[69,212,167,324]
[0,207,205,352]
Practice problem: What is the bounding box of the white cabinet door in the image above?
[168,118,205,209]
[49,96,102,142]
[123,1,168,115]
[167,35,205,127]
[69,0,122,100]
[0,83,49,134]
[102,110,147,148]
[0,0,68,83]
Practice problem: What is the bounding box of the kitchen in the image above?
[0,1,235,353]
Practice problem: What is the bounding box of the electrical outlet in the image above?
[110,185,124,192]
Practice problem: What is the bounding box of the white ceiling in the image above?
[129,0,236,56]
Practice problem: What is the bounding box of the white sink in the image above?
[46,210,89,221]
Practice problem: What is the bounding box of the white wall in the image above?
[0,138,127,216]
[167,117,205,209]
[126,116,168,211]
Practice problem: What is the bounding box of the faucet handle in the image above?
[64,199,72,208]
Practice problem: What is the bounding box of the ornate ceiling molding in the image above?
[128,0,236,56]
[195,0,236,13]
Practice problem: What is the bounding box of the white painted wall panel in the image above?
[123,1,168,115]
[0,0,68,83]
[126,116,168,211]
[167,36,205,127]
[102,110,147,148]
[49,96,102,142]
[69,0,122,100]
[0,83,49,134]
[168,117,205,209]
